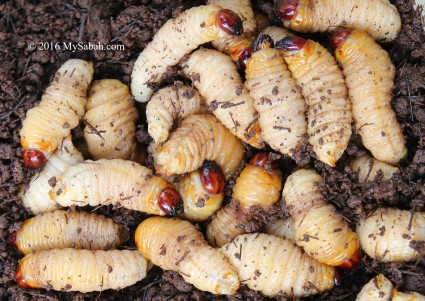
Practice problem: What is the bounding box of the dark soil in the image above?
[0,0,424,300]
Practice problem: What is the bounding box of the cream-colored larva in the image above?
[146,84,205,147]
[276,36,352,167]
[179,161,225,222]
[219,233,335,298]
[181,48,264,148]
[20,136,84,214]
[84,79,139,161]
[155,114,245,180]
[49,159,183,216]
[278,0,401,42]
[131,4,243,103]
[357,208,425,263]
[263,217,296,242]
[356,274,425,301]
[332,29,407,164]
[350,154,400,183]
[15,249,148,292]
[11,210,129,254]
[135,217,240,295]
[208,0,256,67]
[245,35,307,159]
[20,59,93,168]
[259,26,292,43]
[283,169,360,267]
[206,153,282,247]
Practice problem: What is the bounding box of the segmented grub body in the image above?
[209,0,256,65]
[147,85,204,146]
[181,49,264,148]
[333,30,407,164]
[219,233,335,297]
[259,26,292,43]
[179,167,224,222]
[12,210,129,254]
[135,217,240,295]
[155,114,245,180]
[206,162,282,247]
[357,208,425,262]
[350,154,399,182]
[131,5,242,102]
[263,217,296,242]
[84,79,139,160]
[50,159,181,215]
[279,0,401,42]
[282,169,360,266]
[15,249,148,292]
[21,136,84,214]
[279,38,352,166]
[245,46,307,158]
[356,274,425,301]
[20,59,93,160]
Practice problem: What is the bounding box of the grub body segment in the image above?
[179,167,224,222]
[135,217,240,295]
[357,208,425,262]
[334,30,407,164]
[155,114,245,179]
[206,161,282,247]
[16,249,147,292]
[131,5,242,102]
[350,154,399,182]
[279,38,352,166]
[283,169,360,266]
[50,159,180,215]
[84,79,139,160]
[13,210,129,254]
[20,59,93,163]
[219,233,335,297]
[21,136,83,214]
[181,49,264,148]
[147,85,205,146]
[356,274,425,301]
[280,0,401,42]
[245,47,307,158]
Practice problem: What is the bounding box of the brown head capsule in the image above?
[330,28,352,51]
[199,161,225,195]
[158,187,183,216]
[334,269,342,286]
[9,230,18,249]
[276,0,298,20]
[339,249,361,269]
[22,149,46,169]
[251,34,274,52]
[275,35,307,51]
[217,9,243,36]
[236,47,252,70]
[249,153,279,169]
